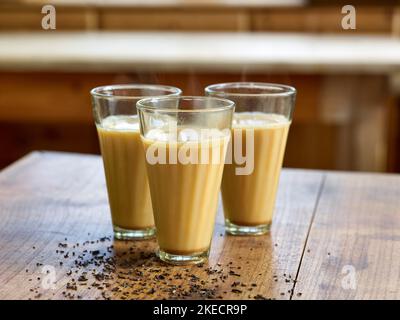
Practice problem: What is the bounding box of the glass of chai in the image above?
[137,96,234,264]
[91,84,182,240]
[205,82,296,235]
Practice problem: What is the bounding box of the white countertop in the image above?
[1,32,400,74]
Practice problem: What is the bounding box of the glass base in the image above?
[225,219,271,236]
[157,248,209,265]
[113,225,156,240]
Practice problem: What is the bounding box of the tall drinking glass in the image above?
[137,96,234,264]
[205,82,296,235]
[91,84,182,240]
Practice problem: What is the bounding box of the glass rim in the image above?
[90,84,182,100]
[205,82,296,97]
[137,96,235,113]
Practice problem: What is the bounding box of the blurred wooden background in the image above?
[1,0,398,33]
[1,0,400,172]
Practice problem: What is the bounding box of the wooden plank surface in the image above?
[2,152,399,299]
[1,32,400,73]
[0,151,323,300]
[293,172,400,299]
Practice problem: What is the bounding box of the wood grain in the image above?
[100,10,250,31]
[0,152,323,300]
[293,171,400,299]
[0,122,100,169]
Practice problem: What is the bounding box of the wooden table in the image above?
[0,151,399,300]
